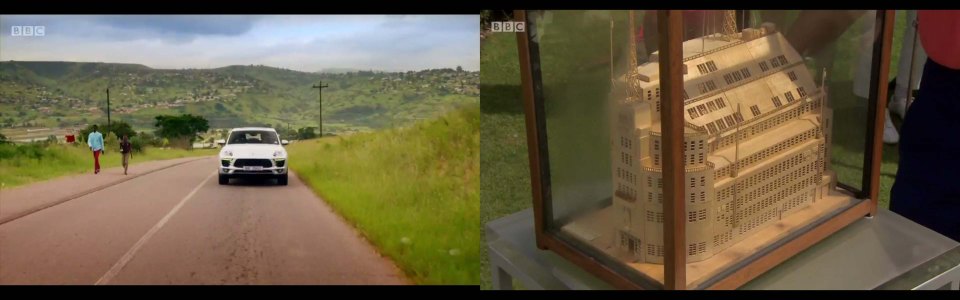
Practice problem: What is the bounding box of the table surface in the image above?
[486,208,960,290]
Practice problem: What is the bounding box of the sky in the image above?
[0,15,479,72]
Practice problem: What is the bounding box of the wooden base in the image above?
[561,187,861,289]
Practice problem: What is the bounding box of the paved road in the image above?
[0,156,408,285]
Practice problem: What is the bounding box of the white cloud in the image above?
[0,15,479,72]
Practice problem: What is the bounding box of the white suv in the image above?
[218,127,289,185]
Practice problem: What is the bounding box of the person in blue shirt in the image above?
[87,125,105,174]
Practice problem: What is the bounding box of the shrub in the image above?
[129,135,146,153]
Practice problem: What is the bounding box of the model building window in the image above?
[698,140,704,150]
[698,153,704,164]
[750,105,761,117]
[797,86,807,97]
[788,71,798,81]
[740,68,751,78]
[723,73,734,84]
[732,71,743,82]
[647,177,652,187]
[688,107,700,119]
[697,104,708,115]
[772,95,783,107]
[697,63,708,75]
[771,57,781,68]
[707,101,717,111]
[716,119,728,130]
[706,61,718,72]
[734,111,744,122]
[654,140,660,151]
[683,89,689,101]
[707,122,718,134]
[778,55,788,65]
[714,98,726,108]
[654,154,659,165]
[725,115,736,127]
[785,91,795,102]
[699,81,718,94]
[759,61,769,72]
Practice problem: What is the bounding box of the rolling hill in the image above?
[0,61,479,133]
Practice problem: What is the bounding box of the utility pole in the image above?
[106,88,111,127]
[312,82,329,137]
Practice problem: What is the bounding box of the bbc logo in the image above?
[490,22,525,33]
[11,26,46,37]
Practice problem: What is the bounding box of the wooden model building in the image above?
[610,23,838,263]
[557,20,856,280]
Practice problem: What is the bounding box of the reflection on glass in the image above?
[535,10,872,288]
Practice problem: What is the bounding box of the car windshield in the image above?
[227,130,279,145]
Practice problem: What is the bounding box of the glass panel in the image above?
[531,10,876,288]
[673,10,870,288]
[531,9,665,286]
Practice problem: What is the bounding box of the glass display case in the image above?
[516,10,895,289]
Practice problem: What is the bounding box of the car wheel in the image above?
[278,174,288,186]
[219,174,229,185]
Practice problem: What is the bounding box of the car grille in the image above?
[233,159,273,168]
[275,160,286,168]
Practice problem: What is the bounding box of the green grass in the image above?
[0,143,216,188]
[286,105,480,285]
[479,10,910,289]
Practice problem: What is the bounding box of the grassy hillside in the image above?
[0,61,479,133]
[286,104,480,285]
[0,142,216,188]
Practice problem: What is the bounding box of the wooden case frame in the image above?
[516,10,895,290]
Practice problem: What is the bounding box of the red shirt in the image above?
[919,10,960,69]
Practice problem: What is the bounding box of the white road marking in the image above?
[95,171,216,285]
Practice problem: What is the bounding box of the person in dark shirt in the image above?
[788,10,960,241]
[120,135,133,175]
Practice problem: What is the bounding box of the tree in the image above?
[104,120,136,139]
[154,114,209,148]
[296,127,317,140]
[456,65,463,73]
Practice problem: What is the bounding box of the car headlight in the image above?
[273,150,285,157]
[221,150,233,157]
